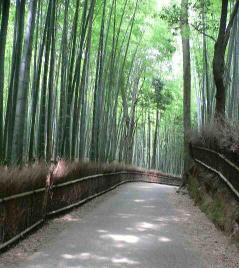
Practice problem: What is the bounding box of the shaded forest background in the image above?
[1,0,239,175]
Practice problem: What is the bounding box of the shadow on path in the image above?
[4,183,207,268]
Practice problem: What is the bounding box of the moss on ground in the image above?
[205,198,225,229]
[188,174,201,203]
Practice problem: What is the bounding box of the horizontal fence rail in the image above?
[190,145,239,200]
[0,171,181,252]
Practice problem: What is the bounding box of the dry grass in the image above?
[190,120,239,154]
[51,160,145,184]
[0,160,149,199]
[0,162,49,198]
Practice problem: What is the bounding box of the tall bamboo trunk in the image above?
[151,109,159,169]
[0,0,10,162]
[181,0,191,175]
[12,0,38,164]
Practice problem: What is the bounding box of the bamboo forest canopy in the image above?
[1,0,237,175]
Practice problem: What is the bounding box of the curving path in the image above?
[1,182,238,268]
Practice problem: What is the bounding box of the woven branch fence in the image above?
[0,170,181,252]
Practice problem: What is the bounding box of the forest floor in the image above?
[0,182,239,268]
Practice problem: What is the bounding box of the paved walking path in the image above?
[1,182,238,267]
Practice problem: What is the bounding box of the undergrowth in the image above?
[190,119,239,154]
[0,160,162,199]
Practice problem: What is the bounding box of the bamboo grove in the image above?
[4,0,238,176]
[192,0,239,125]
[0,0,183,174]
[160,0,239,174]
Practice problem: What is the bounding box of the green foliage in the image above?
[152,78,173,111]
[160,4,181,31]
[0,0,186,172]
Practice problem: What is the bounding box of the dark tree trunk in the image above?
[46,0,56,161]
[38,1,52,160]
[151,109,159,170]
[0,0,10,161]
[90,0,107,161]
[60,0,80,157]
[5,0,26,163]
[12,0,37,164]
[213,0,239,119]
[57,0,70,157]
[29,0,51,161]
[181,0,191,175]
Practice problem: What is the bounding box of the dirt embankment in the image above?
[187,165,239,247]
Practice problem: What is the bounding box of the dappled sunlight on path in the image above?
[0,183,214,268]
